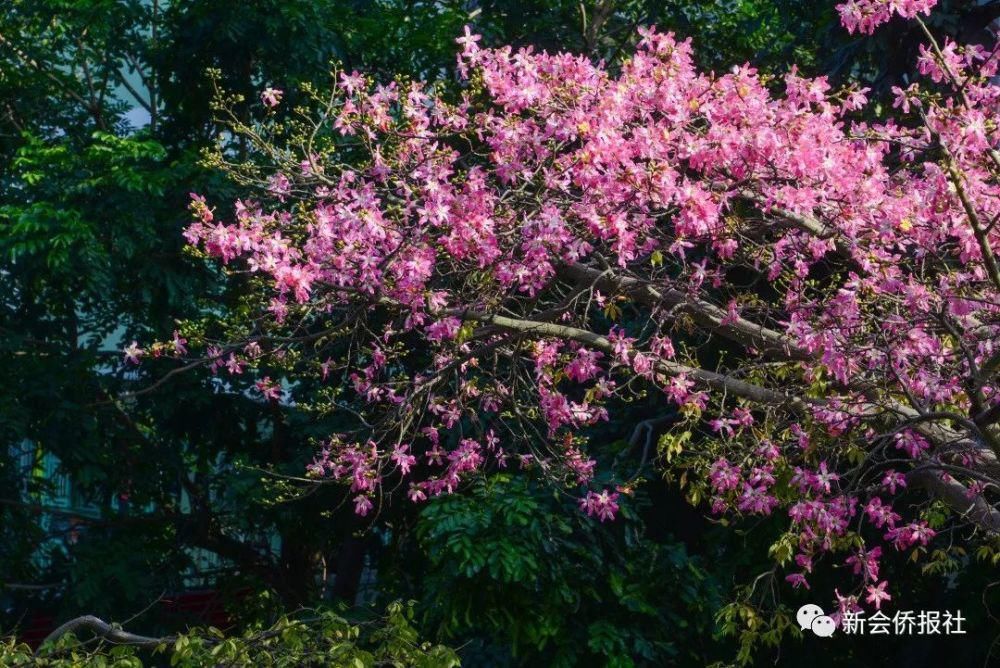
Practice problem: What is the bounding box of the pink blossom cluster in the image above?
[836,0,937,34]
[579,489,621,522]
[159,1,1000,607]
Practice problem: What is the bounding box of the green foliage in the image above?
[407,474,722,666]
[1,603,459,667]
[464,0,836,74]
[2,132,169,277]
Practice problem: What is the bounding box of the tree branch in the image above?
[37,616,171,653]
[449,309,810,411]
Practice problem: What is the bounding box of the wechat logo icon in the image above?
[798,604,836,638]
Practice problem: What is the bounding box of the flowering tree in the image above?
[140,0,1000,630]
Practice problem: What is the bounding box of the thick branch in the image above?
[908,469,1000,532]
[37,616,171,653]
[945,161,1000,293]
[736,191,833,239]
[451,309,809,411]
[562,263,807,360]
[449,308,1000,532]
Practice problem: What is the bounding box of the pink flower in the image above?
[564,348,603,382]
[650,336,675,359]
[254,377,283,401]
[813,461,839,494]
[261,87,283,107]
[893,430,929,458]
[455,25,481,53]
[785,573,810,589]
[884,521,936,550]
[225,354,244,375]
[708,458,741,492]
[865,580,891,610]
[123,341,144,365]
[864,497,900,529]
[170,330,188,356]
[391,444,417,475]
[837,0,937,35]
[579,489,620,522]
[408,484,427,503]
[846,546,882,580]
[882,470,907,494]
[354,494,373,516]
[426,317,462,342]
[267,173,291,200]
[737,483,779,515]
[339,71,364,95]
